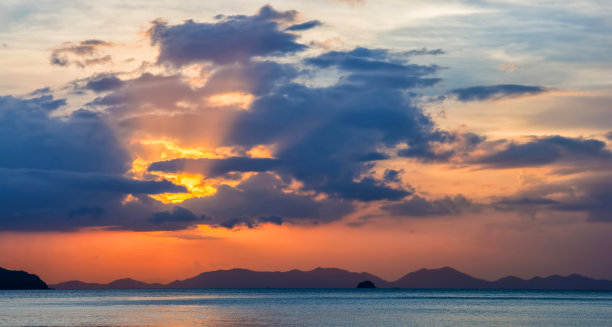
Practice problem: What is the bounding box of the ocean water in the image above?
[1,289,611,326]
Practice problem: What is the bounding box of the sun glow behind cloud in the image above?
[127,139,277,204]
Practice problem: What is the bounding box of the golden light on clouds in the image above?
[149,172,217,204]
[126,140,220,204]
[137,139,221,159]
[247,144,275,158]
[209,92,254,109]
[125,139,278,204]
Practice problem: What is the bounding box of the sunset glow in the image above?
[1,0,611,286]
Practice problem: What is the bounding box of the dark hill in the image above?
[391,267,489,289]
[0,267,48,290]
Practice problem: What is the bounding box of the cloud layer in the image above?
[2,4,611,233]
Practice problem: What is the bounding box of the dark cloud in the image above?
[0,95,190,231]
[605,131,612,140]
[226,84,435,201]
[148,157,281,177]
[148,206,207,229]
[29,87,52,96]
[494,175,612,222]
[397,131,484,163]
[0,168,188,231]
[181,173,354,227]
[305,47,441,89]
[85,75,124,93]
[492,196,558,213]
[404,48,445,56]
[383,169,402,183]
[554,178,612,222]
[449,84,547,102]
[356,152,389,162]
[219,216,283,229]
[50,39,113,68]
[382,195,477,217]
[285,20,322,31]
[0,96,127,173]
[148,5,307,66]
[475,136,612,169]
[207,46,450,201]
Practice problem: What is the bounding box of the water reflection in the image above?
[1,289,611,326]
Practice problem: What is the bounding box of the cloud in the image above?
[203,60,298,96]
[148,157,281,177]
[0,96,127,173]
[383,169,402,183]
[8,4,612,234]
[404,48,444,56]
[449,84,548,102]
[285,20,322,31]
[492,196,558,213]
[382,195,477,217]
[148,5,307,66]
[0,95,189,231]
[397,131,485,162]
[92,45,447,203]
[204,47,449,201]
[226,83,436,201]
[181,173,354,227]
[493,174,612,222]
[85,75,124,93]
[553,177,612,222]
[219,216,283,229]
[305,47,441,89]
[148,206,208,229]
[50,39,113,68]
[474,135,612,169]
[0,168,188,232]
[87,73,198,116]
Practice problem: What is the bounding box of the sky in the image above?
[1,0,611,284]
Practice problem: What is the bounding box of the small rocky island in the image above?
[0,267,49,290]
[356,280,376,288]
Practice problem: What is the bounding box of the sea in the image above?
[1,289,611,326]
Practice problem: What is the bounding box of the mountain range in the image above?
[50,267,612,290]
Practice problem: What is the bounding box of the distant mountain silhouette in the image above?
[490,274,612,290]
[52,278,164,290]
[393,267,489,288]
[167,268,391,288]
[0,267,48,290]
[50,267,612,290]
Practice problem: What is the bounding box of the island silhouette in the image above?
[0,267,48,290]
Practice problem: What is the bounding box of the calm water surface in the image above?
[1,289,611,326]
